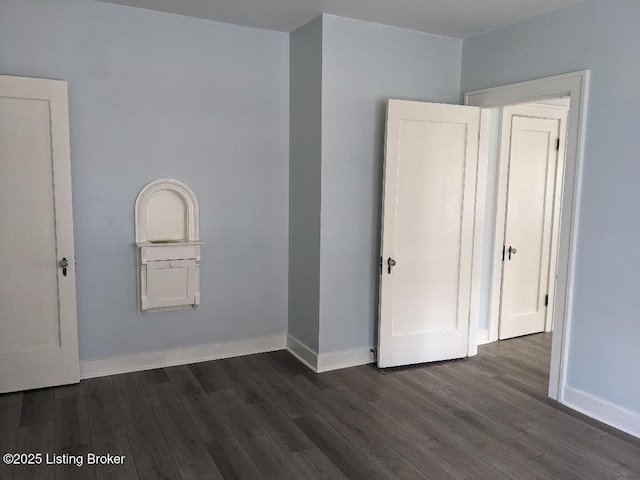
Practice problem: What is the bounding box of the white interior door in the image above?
[0,75,79,393]
[498,104,567,340]
[378,100,480,368]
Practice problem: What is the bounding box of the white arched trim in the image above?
[135,179,199,243]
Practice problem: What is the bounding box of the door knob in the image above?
[58,257,69,277]
[387,257,396,274]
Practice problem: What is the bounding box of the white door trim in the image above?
[467,109,491,357]
[465,70,590,401]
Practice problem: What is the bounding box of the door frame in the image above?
[495,103,568,340]
[465,70,590,401]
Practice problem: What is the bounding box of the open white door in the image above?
[378,100,480,368]
[0,75,79,393]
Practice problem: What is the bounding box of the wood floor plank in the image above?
[484,356,549,391]
[376,458,431,480]
[19,389,53,426]
[322,384,472,480]
[286,375,401,464]
[251,372,316,419]
[329,368,389,402]
[84,377,138,480]
[370,397,459,451]
[495,341,551,366]
[208,389,267,438]
[381,370,486,440]
[145,381,220,479]
[264,350,311,379]
[292,414,389,480]
[517,425,620,480]
[526,454,591,480]
[164,366,234,442]
[494,373,552,403]
[409,368,532,437]
[461,435,551,480]
[430,439,512,480]
[451,409,543,460]
[593,434,640,464]
[375,426,467,480]
[290,447,349,480]
[436,362,541,422]
[215,357,265,403]
[188,361,231,393]
[188,474,224,480]
[501,352,550,378]
[528,413,610,443]
[0,391,22,480]
[299,370,344,390]
[239,433,305,479]
[138,368,170,386]
[510,334,553,354]
[528,427,640,480]
[12,422,54,480]
[244,390,315,453]
[54,383,96,480]
[205,436,265,480]
[113,373,181,480]
[450,361,559,419]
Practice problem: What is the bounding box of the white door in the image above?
[498,104,567,340]
[378,100,480,368]
[0,75,79,393]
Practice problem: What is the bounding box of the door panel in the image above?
[0,75,79,393]
[499,107,565,340]
[0,97,61,354]
[378,100,480,368]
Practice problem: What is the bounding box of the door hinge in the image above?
[556,138,560,151]
[545,294,549,307]
[502,245,506,262]
[379,257,383,275]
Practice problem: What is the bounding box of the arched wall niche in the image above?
[134,179,202,313]
[135,179,199,243]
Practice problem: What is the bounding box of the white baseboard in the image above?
[286,335,318,372]
[476,329,491,345]
[562,386,640,439]
[317,346,375,373]
[80,334,287,379]
[286,335,374,373]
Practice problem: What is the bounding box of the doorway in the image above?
[466,70,590,401]
[376,71,589,402]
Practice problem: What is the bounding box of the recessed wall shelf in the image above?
[134,179,202,313]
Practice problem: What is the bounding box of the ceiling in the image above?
[94,0,582,39]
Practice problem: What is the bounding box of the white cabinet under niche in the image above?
[135,179,202,313]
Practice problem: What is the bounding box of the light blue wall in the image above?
[462,0,640,412]
[289,17,323,351]
[319,15,462,353]
[0,0,289,361]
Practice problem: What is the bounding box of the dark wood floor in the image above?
[1,333,639,480]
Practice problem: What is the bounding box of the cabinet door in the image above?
[146,260,196,309]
